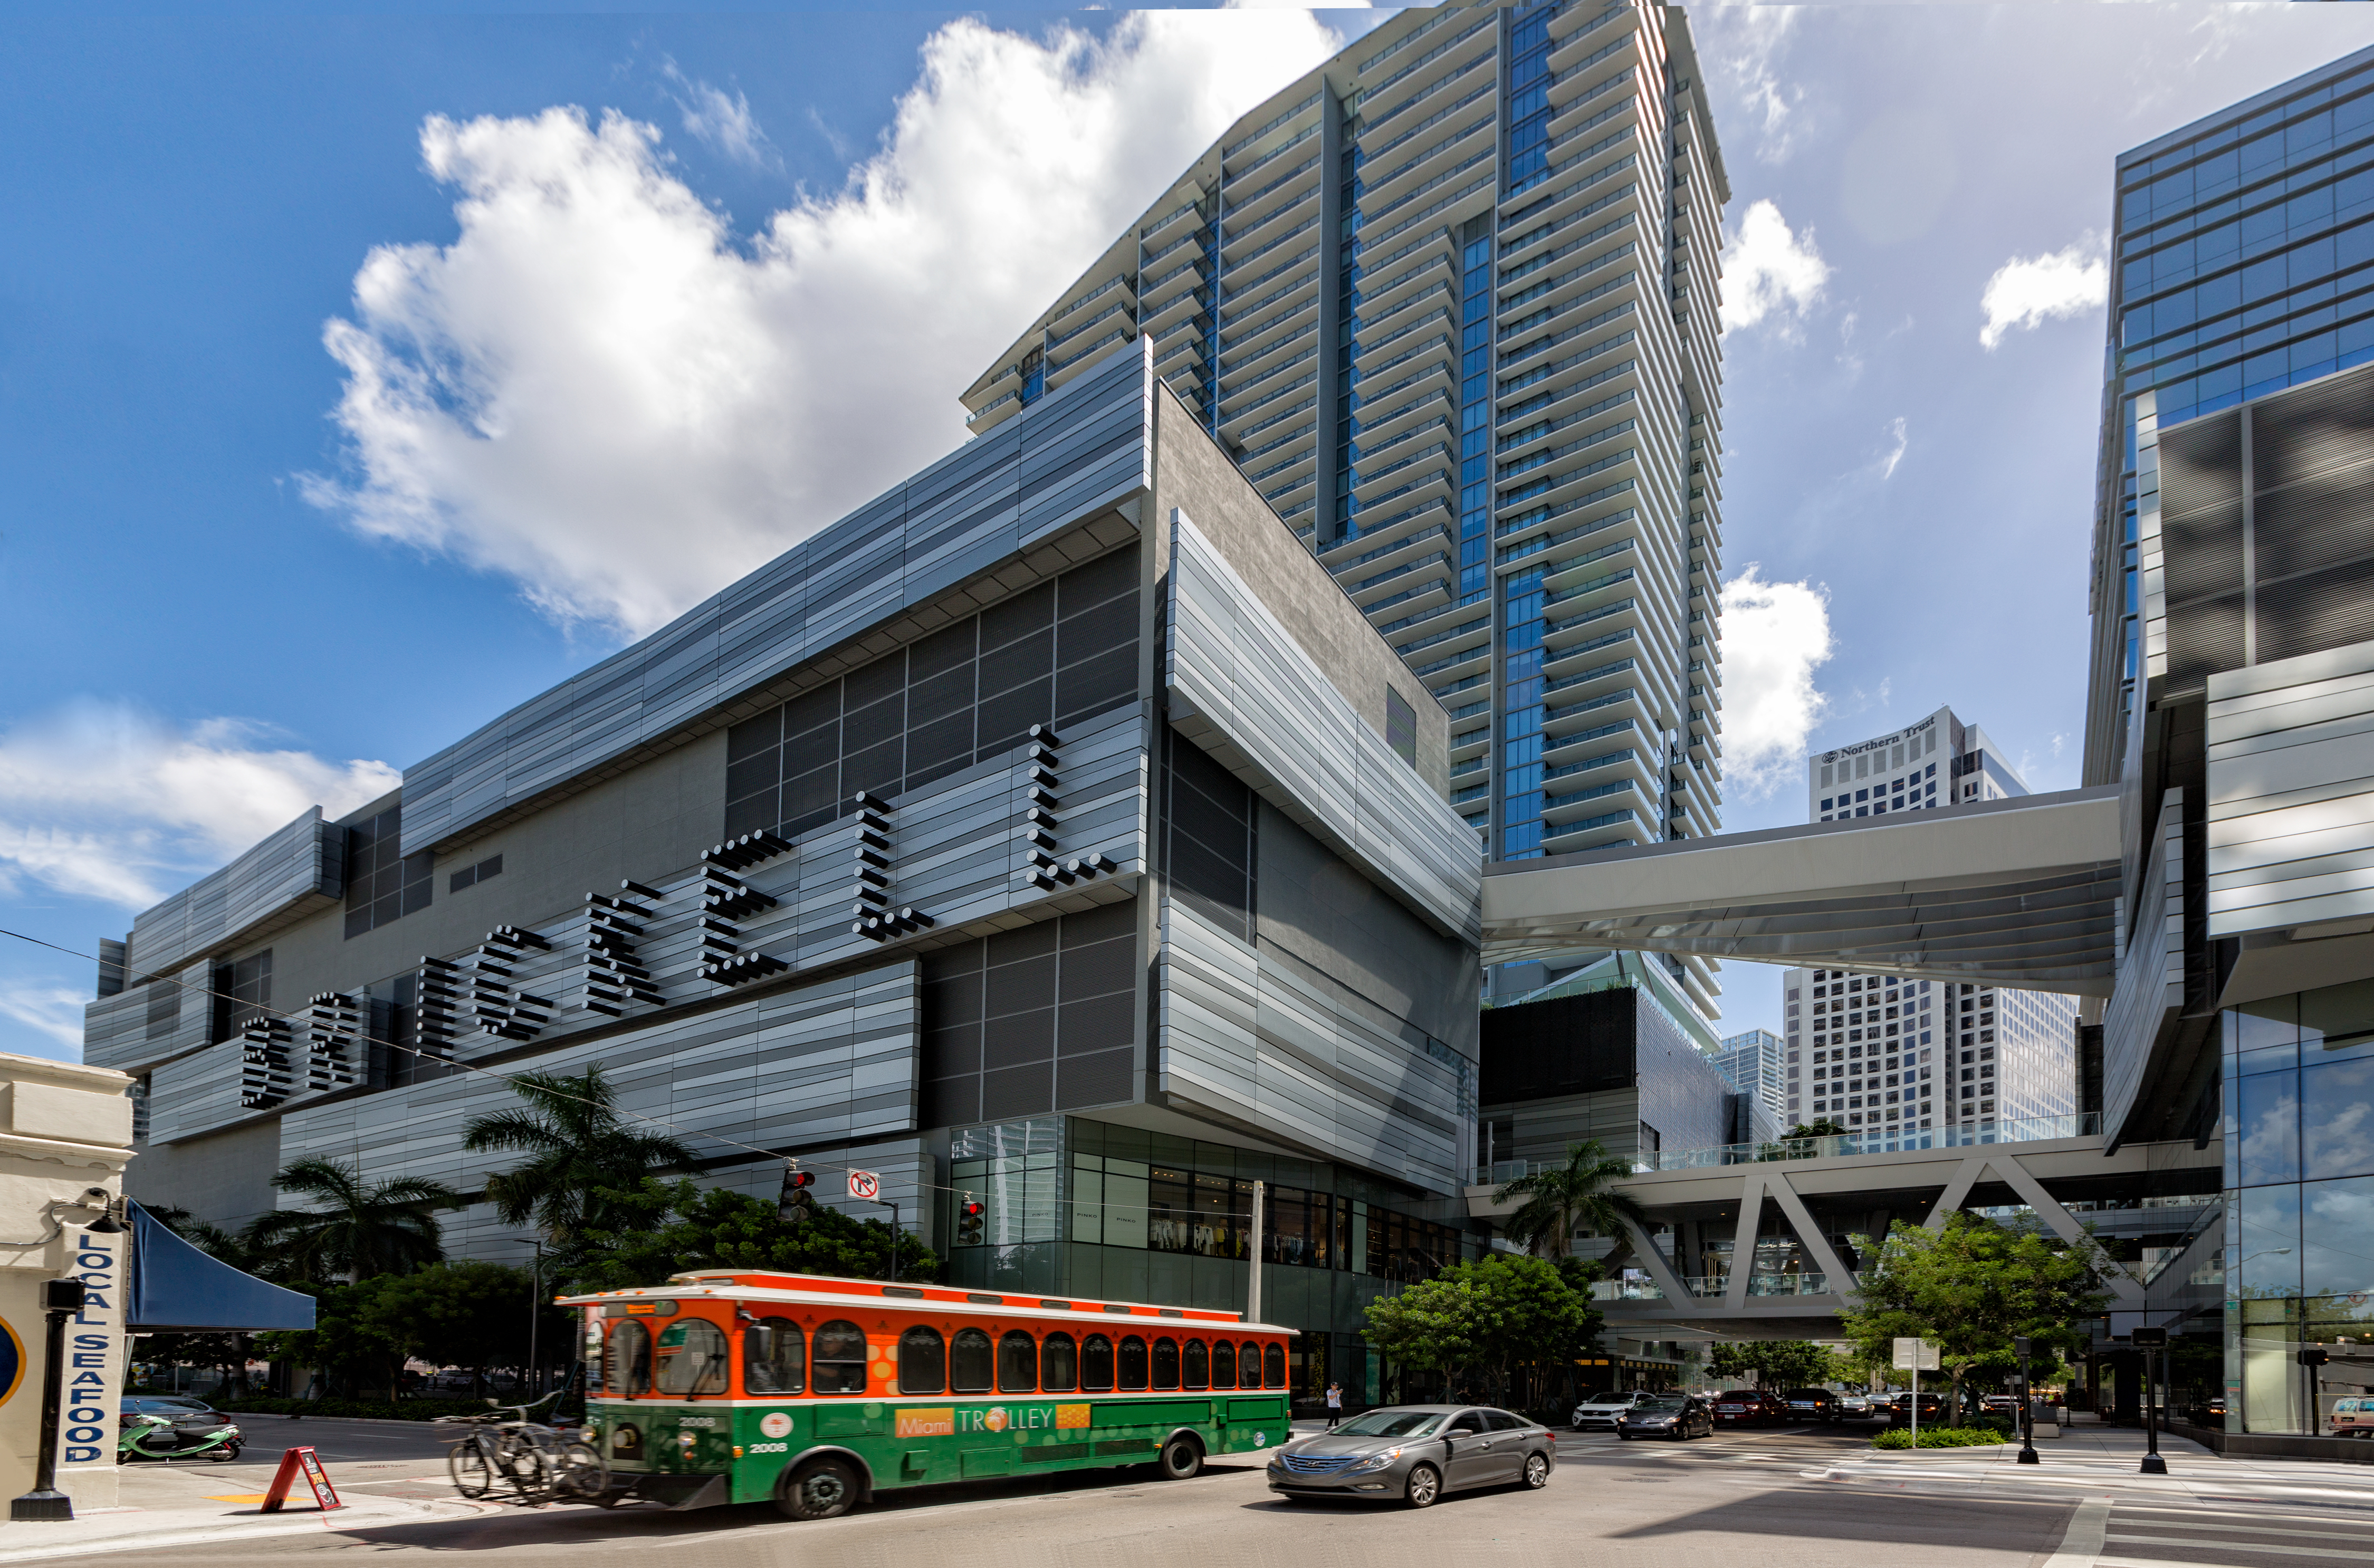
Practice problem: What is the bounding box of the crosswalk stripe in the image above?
[2107,1532,2374,1561]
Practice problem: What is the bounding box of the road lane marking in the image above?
[2040,1496,2109,1568]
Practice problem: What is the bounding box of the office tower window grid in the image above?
[964,0,1729,1020]
[2089,54,2374,785]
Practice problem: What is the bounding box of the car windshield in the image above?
[1635,1398,1686,1411]
[1330,1409,1446,1438]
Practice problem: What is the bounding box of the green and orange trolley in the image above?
[564,1270,1298,1519]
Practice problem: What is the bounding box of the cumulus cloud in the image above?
[1719,567,1835,799]
[302,11,1343,639]
[1979,235,2108,349]
[662,61,777,170]
[0,702,399,910]
[1722,199,1831,337]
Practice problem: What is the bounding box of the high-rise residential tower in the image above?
[1783,710,2077,1134]
[966,0,1730,1018]
[1713,1027,1783,1119]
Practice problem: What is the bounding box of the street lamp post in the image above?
[2014,1336,2039,1465]
[2132,1326,2168,1475]
[10,1279,88,1523]
[506,1238,547,1398]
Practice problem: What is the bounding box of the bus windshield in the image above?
[1331,1409,1447,1438]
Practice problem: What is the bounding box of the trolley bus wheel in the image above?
[1156,1435,1204,1480]
[777,1456,860,1521]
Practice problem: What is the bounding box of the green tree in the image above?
[1359,1254,1599,1408]
[1785,1120,1847,1139]
[1839,1213,2112,1421]
[567,1179,941,1293]
[1706,1340,1832,1389]
[240,1158,460,1283]
[461,1066,697,1247]
[1490,1140,1647,1259]
[362,1261,573,1394]
[256,1279,401,1400]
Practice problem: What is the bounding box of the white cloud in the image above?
[0,984,87,1054]
[663,61,777,170]
[0,702,399,911]
[302,11,1344,639]
[1701,2,1807,165]
[1722,199,1831,337]
[1978,235,2108,349]
[1877,416,1908,482]
[1719,566,1835,799]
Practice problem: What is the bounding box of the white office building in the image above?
[1781,710,2078,1132]
[1714,1027,1784,1120]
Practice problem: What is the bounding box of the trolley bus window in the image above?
[1212,1340,1235,1389]
[1042,1332,1078,1392]
[655,1318,729,1396]
[1118,1335,1148,1390]
[1182,1338,1209,1390]
[1153,1337,1180,1391]
[951,1327,993,1394]
[745,1317,806,1394]
[898,1326,946,1394]
[998,1331,1037,1393]
[813,1320,869,1394]
[1239,1341,1261,1389]
[1083,1334,1115,1392]
[606,1320,653,1397]
[1264,1342,1285,1388]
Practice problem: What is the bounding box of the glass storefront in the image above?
[2223,981,2374,1432]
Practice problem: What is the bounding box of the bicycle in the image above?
[435,1392,607,1504]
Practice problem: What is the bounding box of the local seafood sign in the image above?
[894,1404,1093,1438]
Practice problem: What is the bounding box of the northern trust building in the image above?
[83,345,1485,1401]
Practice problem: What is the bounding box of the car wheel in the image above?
[1521,1452,1549,1489]
[776,1456,860,1522]
[1403,1464,1441,1509]
[1156,1435,1204,1480]
[1616,1432,1632,1441]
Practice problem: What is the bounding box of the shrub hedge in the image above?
[216,1395,503,1422]
[1872,1424,2013,1450]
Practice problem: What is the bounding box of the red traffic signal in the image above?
[786,1171,815,1190]
[958,1199,986,1246]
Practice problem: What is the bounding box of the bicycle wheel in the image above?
[448,1436,497,1500]
[496,1432,554,1503]
[554,1439,609,1499]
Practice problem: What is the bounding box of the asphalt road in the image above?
[89,1423,2091,1568]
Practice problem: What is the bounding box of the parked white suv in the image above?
[1572,1391,1657,1430]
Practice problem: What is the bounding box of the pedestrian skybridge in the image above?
[1481,786,2124,994]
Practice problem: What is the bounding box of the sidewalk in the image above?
[1807,1420,2374,1509]
[0,1462,487,1563]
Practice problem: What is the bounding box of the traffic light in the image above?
[779,1164,817,1225]
[959,1195,985,1247]
[2300,1346,2331,1368]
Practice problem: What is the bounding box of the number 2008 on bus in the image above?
[566,1270,1296,1520]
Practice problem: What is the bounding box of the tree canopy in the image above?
[1490,1140,1646,1258]
[1706,1340,1838,1389]
[240,1158,460,1282]
[1839,1213,2111,1418]
[461,1065,697,1245]
[1359,1253,1600,1406]
[567,1178,940,1293]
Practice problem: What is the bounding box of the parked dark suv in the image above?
[1781,1388,1842,1424]
[1710,1390,1784,1427]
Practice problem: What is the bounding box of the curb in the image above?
[0,1496,488,1564]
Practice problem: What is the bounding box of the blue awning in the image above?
[127,1202,315,1333]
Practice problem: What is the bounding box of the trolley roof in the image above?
[557,1269,1299,1337]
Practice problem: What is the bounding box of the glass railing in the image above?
[1472,1115,2100,1188]
[1589,1270,1854,1303]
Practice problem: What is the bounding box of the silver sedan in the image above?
[1267,1405,1555,1509]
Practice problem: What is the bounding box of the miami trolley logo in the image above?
[759,1412,794,1440]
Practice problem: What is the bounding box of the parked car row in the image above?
[1570,1387,2036,1430]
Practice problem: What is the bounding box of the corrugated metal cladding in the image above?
[399,343,1156,860]
[122,809,344,983]
[2208,640,2374,938]
[1164,509,1483,942]
[271,963,919,1189]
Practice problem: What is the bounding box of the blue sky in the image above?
[6,3,2374,1059]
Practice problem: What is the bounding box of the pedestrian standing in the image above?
[1326,1381,1343,1428]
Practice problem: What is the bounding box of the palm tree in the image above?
[461,1065,696,1246]
[1490,1139,1648,1259]
[241,1158,460,1282]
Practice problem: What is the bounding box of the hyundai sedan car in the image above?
[1616,1395,1711,1440]
[1571,1391,1656,1430]
[1268,1406,1554,1508]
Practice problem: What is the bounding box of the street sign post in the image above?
[1893,1338,1940,1441]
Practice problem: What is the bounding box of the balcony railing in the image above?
[1472,1112,2102,1188]
[1589,1270,1851,1303]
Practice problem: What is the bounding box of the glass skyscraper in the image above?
[966,0,1728,1017]
[2089,43,2374,1434]
[2087,43,2374,786]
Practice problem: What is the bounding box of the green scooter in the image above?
[117,1411,244,1463]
